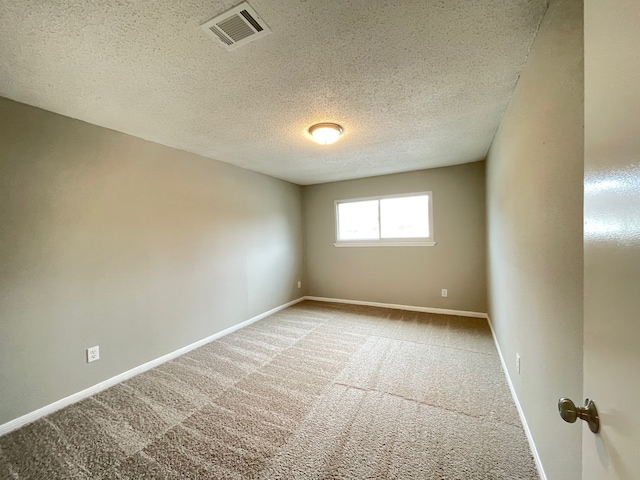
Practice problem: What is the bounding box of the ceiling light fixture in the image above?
[309,123,343,145]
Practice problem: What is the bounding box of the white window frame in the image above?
[334,192,436,247]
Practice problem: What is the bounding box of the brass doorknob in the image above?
[558,398,600,433]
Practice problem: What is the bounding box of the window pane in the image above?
[380,195,429,238]
[337,200,380,240]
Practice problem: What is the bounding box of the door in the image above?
[583,0,640,479]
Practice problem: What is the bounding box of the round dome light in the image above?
[309,123,343,145]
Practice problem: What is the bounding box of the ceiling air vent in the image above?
[201,2,272,51]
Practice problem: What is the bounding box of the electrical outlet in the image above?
[297,281,302,289]
[441,289,448,297]
[516,353,521,374]
[87,346,100,363]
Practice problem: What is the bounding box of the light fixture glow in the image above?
[309,123,343,145]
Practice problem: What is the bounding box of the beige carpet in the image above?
[0,301,539,479]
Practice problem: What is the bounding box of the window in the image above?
[335,192,435,246]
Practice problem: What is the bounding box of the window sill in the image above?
[334,241,437,247]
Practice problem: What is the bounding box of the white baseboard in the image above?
[485,315,547,480]
[0,297,304,437]
[303,296,488,319]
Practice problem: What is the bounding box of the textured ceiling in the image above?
[0,0,547,185]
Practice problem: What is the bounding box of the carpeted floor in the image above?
[0,301,539,479]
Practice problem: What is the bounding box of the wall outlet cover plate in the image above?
[87,346,100,363]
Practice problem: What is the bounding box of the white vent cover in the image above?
[202,2,271,50]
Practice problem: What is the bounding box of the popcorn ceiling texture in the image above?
[0,0,547,184]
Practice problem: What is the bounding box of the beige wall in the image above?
[485,0,583,478]
[303,163,486,313]
[0,98,304,425]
